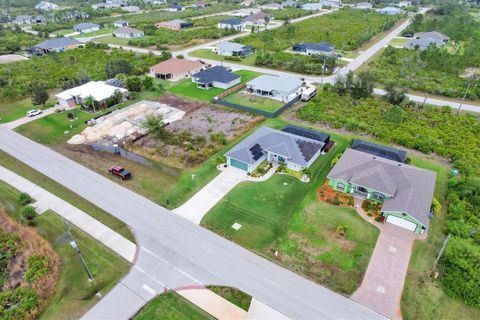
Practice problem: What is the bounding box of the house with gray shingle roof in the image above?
[217,19,245,31]
[246,75,303,102]
[226,126,325,173]
[30,37,80,55]
[74,22,100,33]
[327,147,436,234]
[404,31,449,50]
[216,41,254,57]
[192,66,241,90]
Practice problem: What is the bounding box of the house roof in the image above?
[414,31,449,42]
[296,42,334,52]
[33,37,80,50]
[226,126,324,166]
[114,19,127,24]
[114,27,143,35]
[192,66,240,84]
[74,22,100,30]
[247,75,303,94]
[376,7,402,13]
[170,4,184,9]
[327,148,436,226]
[14,15,32,21]
[405,37,444,50]
[242,12,271,22]
[150,58,203,75]
[156,19,192,27]
[351,139,407,163]
[282,124,330,143]
[217,41,247,52]
[219,18,243,25]
[55,81,128,102]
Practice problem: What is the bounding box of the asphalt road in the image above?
[0,127,385,320]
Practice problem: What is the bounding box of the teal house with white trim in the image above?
[327,147,437,234]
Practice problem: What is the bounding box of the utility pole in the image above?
[321,57,326,85]
[432,233,451,273]
[63,218,94,281]
[457,75,475,116]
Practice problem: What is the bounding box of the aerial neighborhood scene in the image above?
[1,0,480,319]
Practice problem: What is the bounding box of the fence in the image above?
[213,95,300,118]
[217,83,246,99]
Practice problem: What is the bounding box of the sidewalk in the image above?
[0,165,137,262]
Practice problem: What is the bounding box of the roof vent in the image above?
[398,164,402,166]
[373,156,376,159]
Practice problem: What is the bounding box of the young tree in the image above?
[83,95,97,112]
[142,76,154,90]
[105,58,133,78]
[126,76,142,92]
[31,83,49,106]
[384,82,408,105]
[142,114,166,139]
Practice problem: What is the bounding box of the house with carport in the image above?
[225,126,325,173]
[55,81,128,108]
[149,58,203,81]
[327,141,436,234]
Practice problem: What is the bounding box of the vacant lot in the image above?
[166,70,260,102]
[202,121,379,294]
[223,91,285,113]
[0,94,57,124]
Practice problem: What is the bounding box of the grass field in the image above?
[190,48,257,66]
[0,150,135,242]
[223,91,285,113]
[52,29,74,36]
[134,291,213,320]
[0,95,57,124]
[166,70,261,102]
[0,181,131,320]
[74,27,117,39]
[95,35,131,46]
[201,120,379,294]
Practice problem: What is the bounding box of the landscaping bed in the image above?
[317,182,354,207]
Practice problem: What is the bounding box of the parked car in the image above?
[26,109,42,117]
[108,166,131,180]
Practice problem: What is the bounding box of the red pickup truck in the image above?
[108,166,131,180]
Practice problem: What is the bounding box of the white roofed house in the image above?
[260,3,283,10]
[246,75,303,102]
[375,7,403,15]
[354,2,373,10]
[35,1,59,11]
[217,19,245,31]
[13,15,33,24]
[55,81,128,108]
[216,42,255,57]
[113,27,144,39]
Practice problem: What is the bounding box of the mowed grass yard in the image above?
[0,181,130,320]
[0,94,57,124]
[134,291,213,320]
[73,27,117,39]
[96,35,131,46]
[166,70,261,102]
[223,91,284,113]
[202,123,380,294]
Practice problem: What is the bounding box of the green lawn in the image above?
[95,35,131,46]
[201,121,379,294]
[0,95,57,124]
[134,291,213,320]
[0,181,131,320]
[0,150,135,242]
[53,29,74,36]
[223,91,284,113]
[190,49,257,67]
[206,286,251,311]
[15,90,160,145]
[166,70,261,102]
[74,27,117,39]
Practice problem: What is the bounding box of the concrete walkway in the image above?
[0,165,137,262]
[351,198,417,320]
[177,287,247,320]
[173,166,248,224]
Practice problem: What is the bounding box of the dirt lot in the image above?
[129,95,263,167]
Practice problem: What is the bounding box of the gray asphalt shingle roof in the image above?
[226,127,324,166]
[327,148,436,226]
[247,75,303,94]
[220,18,243,25]
[33,37,80,50]
[192,66,240,84]
[74,22,100,30]
[217,41,246,52]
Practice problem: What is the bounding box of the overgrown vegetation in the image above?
[0,26,41,55]
[0,45,168,102]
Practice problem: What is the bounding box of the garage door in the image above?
[386,215,417,232]
[230,158,248,171]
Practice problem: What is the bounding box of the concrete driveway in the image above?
[351,199,417,320]
[173,166,248,224]
[4,106,60,129]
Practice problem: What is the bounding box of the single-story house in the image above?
[292,42,335,56]
[169,4,185,11]
[242,12,273,26]
[55,81,128,108]
[193,1,211,8]
[122,6,140,13]
[282,0,298,7]
[260,3,283,10]
[107,0,127,6]
[375,7,403,15]
[144,0,167,4]
[149,58,203,80]
[74,22,100,33]
[354,2,373,9]
[156,19,193,30]
[246,75,303,102]
[301,3,324,10]
[225,126,325,173]
[33,15,47,24]
[229,8,261,17]
[404,31,449,51]
[350,139,407,163]
[30,37,80,55]
[216,41,254,57]
[397,1,412,8]
[319,0,343,8]
[192,66,241,90]
[13,15,33,24]
[113,20,128,27]
[241,0,256,6]
[217,19,245,31]
[114,27,144,39]
[35,1,59,11]
[92,3,109,9]
[327,148,436,234]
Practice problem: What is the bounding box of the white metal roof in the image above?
[55,81,128,102]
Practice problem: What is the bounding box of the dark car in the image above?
[108,166,131,180]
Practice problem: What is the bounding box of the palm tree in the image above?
[278,162,287,173]
[83,95,96,113]
[300,167,312,179]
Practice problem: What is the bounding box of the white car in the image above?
[26,109,42,117]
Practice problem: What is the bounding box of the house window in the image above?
[371,192,385,201]
[278,156,285,163]
[337,183,345,191]
[357,186,368,193]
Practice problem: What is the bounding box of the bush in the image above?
[17,193,32,206]
[24,254,50,283]
[21,206,37,222]
[0,287,38,320]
